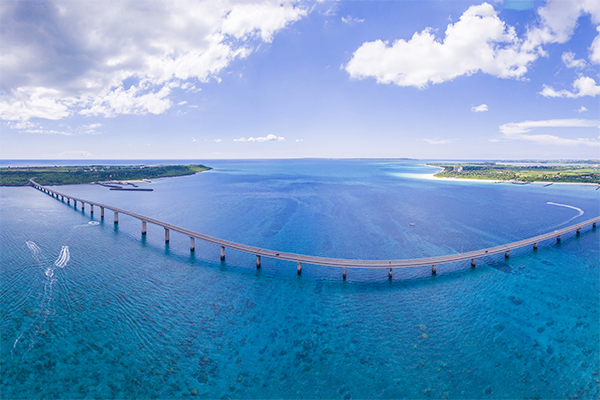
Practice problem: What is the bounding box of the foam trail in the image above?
[54,246,70,268]
[26,240,41,254]
[547,202,584,227]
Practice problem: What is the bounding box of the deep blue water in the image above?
[1,159,599,399]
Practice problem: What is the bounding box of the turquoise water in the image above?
[1,159,599,399]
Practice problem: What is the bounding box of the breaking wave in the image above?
[547,202,584,227]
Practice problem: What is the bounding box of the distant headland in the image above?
[429,161,600,185]
[0,164,211,186]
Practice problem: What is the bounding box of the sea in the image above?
[1,159,598,399]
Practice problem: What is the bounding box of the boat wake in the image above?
[12,242,71,359]
[547,202,584,228]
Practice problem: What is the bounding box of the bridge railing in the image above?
[30,179,599,279]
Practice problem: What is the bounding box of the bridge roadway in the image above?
[31,180,599,277]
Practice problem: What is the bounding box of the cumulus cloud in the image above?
[540,76,600,98]
[214,139,222,143]
[497,118,600,147]
[345,3,538,88]
[471,104,489,112]
[342,16,364,25]
[233,134,285,142]
[591,26,600,64]
[420,138,453,145]
[7,121,102,135]
[344,0,600,88]
[561,52,586,68]
[576,106,588,113]
[0,0,308,121]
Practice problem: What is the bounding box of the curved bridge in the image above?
[31,179,599,279]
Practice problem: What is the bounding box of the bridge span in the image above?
[31,179,599,279]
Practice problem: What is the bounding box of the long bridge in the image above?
[31,179,599,279]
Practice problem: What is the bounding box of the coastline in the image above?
[422,164,600,187]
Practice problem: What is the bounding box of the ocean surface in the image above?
[1,159,598,399]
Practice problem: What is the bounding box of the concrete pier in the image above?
[297,262,302,275]
[432,265,437,275]
[471,258,476,267]
[142,221,147,234]
[190,237,195,251]
[220,246,225,261]
[388,267,392,279]
[576,228,581,234]
[533,242,538,250]
[505,250,510,258]
[81,202,85,211]
[343,267,347,280]
[73,200,77,208]
[100,207,104,218]
[114,211,118,223]
[594,222,597,228]
[556,235,561,242]
[90,204,93,214]
[165,228,170,243]
[256,255,261,269]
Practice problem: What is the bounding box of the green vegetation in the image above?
[432,163,600,184]
[0,164,211,186]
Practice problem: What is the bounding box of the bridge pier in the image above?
[142,221,147,235]
[594,222,597,228]
[388,268,392,279]
[164,228,170,243]
[256,255,261,269]
[190,237,195,251]
[533,242,538,250]
[576,228,581,235]
[82,202,85,211]
[67,198,70,205]
[73,200,77,208]
[90,204,93,214]
[114,211,118,224]
[505,250,510,258]
[100,207,104,218]
[471,258,476,267]
[556,235,561,242]
[343,267,347,280]
[297,262,302,275]
[432,265,437,275]
[220,246,225,261]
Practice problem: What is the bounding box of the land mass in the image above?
[0,164,211,186]
[431,162,600,184]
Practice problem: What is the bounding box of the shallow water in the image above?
[1,159,599,399]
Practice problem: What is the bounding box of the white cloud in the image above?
[178,101,188,106]
[7,120,101,135]
[498,118,600,147]
[233,134,285,142]
[591,26,600,64]
[214,139,222,143]
[540,76,600,98]
[344,0,600,88]
[576,106,588,113]
[342,16,364,25]
[345,3,538,88]
[471,104,488,112]
[192,137,198,142]
[420,138,453,145]
[295,139,303,142]
[0,0,308,121]
[561,52,586,68]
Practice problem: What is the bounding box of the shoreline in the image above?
[422,164,600,187]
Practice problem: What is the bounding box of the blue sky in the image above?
[1,0,599,160]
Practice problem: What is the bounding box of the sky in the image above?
[1,0,599,160]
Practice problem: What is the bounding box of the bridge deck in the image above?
[31,180,599,270]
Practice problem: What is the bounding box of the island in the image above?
[431,162,600,184]
[0,164,211,186]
